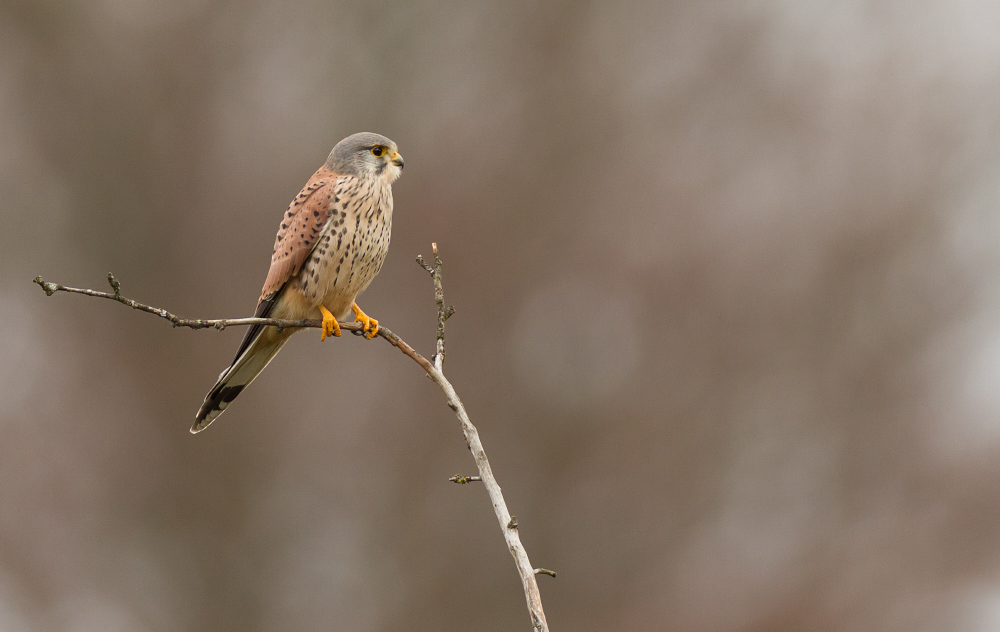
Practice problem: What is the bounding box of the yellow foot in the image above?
[352,302,379,339]
[319,305,341,341]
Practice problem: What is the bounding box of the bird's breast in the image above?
[292,179,393,319]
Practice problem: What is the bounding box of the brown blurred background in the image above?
[3,1,1000,630]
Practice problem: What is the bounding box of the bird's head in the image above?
[325,132,404,183]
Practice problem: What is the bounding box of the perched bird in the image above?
[193,132,404,433]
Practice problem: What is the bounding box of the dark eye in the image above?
[371,146,384,157]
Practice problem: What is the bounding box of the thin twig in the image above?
[33,247,551,632]
[416,242,454,371]
[34,275,412,340]
[449,474,482,484]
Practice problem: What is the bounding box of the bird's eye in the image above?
[371,146,384,157]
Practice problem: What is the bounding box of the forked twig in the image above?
[33,245,551,631]
[416,242,455,369]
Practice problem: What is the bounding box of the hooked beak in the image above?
[391,151,404,169]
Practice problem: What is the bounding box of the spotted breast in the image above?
[290,174,393,320]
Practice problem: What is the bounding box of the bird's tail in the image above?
[192,331,291,433]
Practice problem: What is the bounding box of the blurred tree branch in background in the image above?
[33,244,552,632]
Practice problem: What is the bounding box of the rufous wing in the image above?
[229,168,343,365]
[260,168,342,302]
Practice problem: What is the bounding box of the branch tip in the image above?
[107,272,121,296]
[33,276,59,296]
[449,474,482,484]
[533,568,557,578]
[416,254,435,275]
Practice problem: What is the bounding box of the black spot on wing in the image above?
[218,384,245,404]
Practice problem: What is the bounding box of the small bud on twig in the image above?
[107,272,121,297]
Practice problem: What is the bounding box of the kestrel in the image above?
[193,132,403,433]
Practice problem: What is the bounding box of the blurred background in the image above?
[3,0,1000,630]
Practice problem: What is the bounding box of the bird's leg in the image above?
[351,302,379,339]
[319,305,341,340]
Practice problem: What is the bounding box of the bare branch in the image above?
[34,275,414,341]
[416,242,454,371]
[32,245,551,631]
